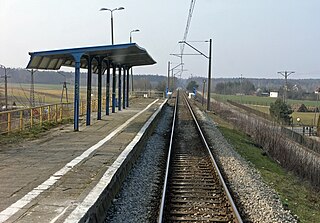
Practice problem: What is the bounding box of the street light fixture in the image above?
[100,7,125,45]
[130,29,140,43]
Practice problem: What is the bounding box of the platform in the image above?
[0,98,166,223]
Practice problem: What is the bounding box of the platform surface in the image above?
[0,98,165,223]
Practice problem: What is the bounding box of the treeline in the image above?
[215,80,255,95]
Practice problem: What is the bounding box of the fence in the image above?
[0,98,107,135]
[0,92,166,135]
[0,103,73,135]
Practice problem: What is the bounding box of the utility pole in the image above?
[278,71,295,103]
[58,71,69,103]
[178,38,213,111]
[0,64,10,110]
[27,69,37,107]
[240,74,243,104]
[207,38,212,111]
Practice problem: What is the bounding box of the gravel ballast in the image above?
[104,99,298,222]
[194,106,298,223]
[105,105,173,222]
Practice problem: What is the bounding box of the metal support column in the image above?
[106,61,110,115]
[72,53,83,131]
[112,63,116,113]
[86,56,93,125]
[207,38,212,111]
[123,66,126,109]
[97,57,103,120]
[118,65,122,111]
[126,67,130,107]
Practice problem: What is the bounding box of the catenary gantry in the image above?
[26,43,156,131]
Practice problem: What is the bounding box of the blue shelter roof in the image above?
[26,43,156,73]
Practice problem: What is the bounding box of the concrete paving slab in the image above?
[0,98,166,223]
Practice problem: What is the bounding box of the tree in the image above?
[186,80,199,92]
[269,99,293,125]
[156,80,166,92]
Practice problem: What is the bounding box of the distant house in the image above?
[270,92,278,98]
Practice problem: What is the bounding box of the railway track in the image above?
[158,91,242,223]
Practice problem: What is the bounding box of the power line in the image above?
[27,69,37,107]
[179,0,197,78]
[0,64,11,110]
[181,0,196,55]
[57,71,70,103]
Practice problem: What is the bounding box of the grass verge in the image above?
[213,116,320,223]
[0,119,73,146]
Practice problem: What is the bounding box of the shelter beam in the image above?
[97,57,103,120]
[112,64,116,113]
[105,61,110,115]
[122,66,126,109]
[118,65,122,111]
[72,53,83,131]
[126,67,130,107]
[86,56,93,125]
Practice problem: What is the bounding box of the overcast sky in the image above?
[1,0,320,79]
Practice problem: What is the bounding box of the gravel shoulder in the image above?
[193,105,297,223]
[105,104,173,223]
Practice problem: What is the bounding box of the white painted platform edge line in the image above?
[0,99,160,223]
[64,99,168,223]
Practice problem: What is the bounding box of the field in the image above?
[2,83,100,107]
[202,100,320,223]
[213,94,320,126]
[213,94,320,107]
[247,105,319,125]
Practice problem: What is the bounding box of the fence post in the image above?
[30,108,33,127]
[55,104,58,123]
[48,105,51,122]
[7,112,11,134]
[19,111,23,131]
[59,106,63,121]
[81,101,85,115]
[39,107,43,126]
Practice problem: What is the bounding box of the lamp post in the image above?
[129,29,140,92]
[100,7,125,45]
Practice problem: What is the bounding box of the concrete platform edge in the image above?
[64,99,168,223]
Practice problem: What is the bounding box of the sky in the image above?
[0,0,320,79]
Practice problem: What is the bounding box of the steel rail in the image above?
[183,93,243,222]
[157,91,179,223]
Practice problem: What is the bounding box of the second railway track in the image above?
[158,91,242,223]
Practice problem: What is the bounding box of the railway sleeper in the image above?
[171,182,223,188]
[171,185,221,190]
[170,210,230,218]
[170,205,230,211]
[168,215,232,222]
[169,198,229,205]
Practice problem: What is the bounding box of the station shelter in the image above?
[26,43,156,131]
